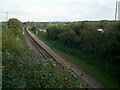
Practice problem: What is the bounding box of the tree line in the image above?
[31,21,120,64]
[31,21,120,81]
[46,21,120,62]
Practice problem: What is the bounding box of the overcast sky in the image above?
[0,0,118,22]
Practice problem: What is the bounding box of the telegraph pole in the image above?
[5,12,8,28]
[115,0,118,21]
[5,12,8,21]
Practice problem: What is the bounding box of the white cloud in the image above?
[0,0,117,22]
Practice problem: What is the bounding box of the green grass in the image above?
[2,29,83,88]
[0,30,2,89]
[31,31,120,88]
[0,30,2,58]
[0,30,2,51]
[51,48,119,88]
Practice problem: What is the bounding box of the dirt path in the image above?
[26,29,105,88]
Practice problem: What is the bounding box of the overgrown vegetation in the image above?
[30,21,120,88]
[2,18,83,88]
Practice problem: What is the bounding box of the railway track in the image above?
[24,27,105,89]
[25,28,55,60]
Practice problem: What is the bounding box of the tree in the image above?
[8,18,22,29]
[58,30,77,46]
[31,26,37,32]
[69,22,81,36]
[46,25,66,39]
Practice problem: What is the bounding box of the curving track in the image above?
[24,27,105,89]
[25,28,53,60]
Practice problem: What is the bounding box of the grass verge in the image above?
[2,29,83,88]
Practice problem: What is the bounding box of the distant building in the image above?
[36,31,38,34]
[98,29,104,33]
[38,29,46,32]
[118,1,120,21]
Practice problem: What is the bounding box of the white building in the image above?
[38,29,46,32]
[98,29,104,33]
[118,1,120,20]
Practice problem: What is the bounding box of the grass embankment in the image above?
[0,30,2,88]
[0,30,2,57]
[31,31,119,88]
[2,28,83,88]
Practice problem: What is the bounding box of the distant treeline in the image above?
[32,21,120,62]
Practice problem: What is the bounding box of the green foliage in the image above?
[58,30,78,46]
[102,22,120,65]
[32,31,120,88]
[46,25,66,39]
[8,18,22,29]
[34,21,120,87]
[69,22,81,36]
[46,21,120,66]
[2,20,83,88]
[31,26,37,32]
